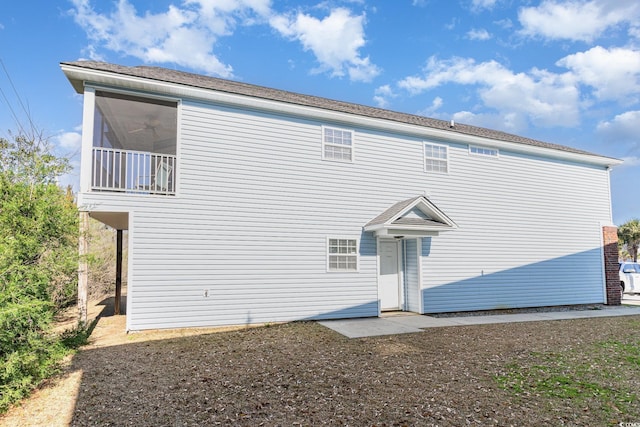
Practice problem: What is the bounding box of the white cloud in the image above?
[184,0,271,33]
[557,46,640,102]
[597,110,640,143]
[417,96,444,117]
[518,0,640,42]
[69,0,271,77]
[494,18,512,29]
[70,1,378,83]
[398,56,580,128]
[52,128,83,191]
[430,96,443,111]
[444,18,458,31]
[620,156,640,167]
[270,8,380,82]
[466,28,491,41]
[373,84,395,108]
[81,44,106,62]
[471,0,498,11]
[55,131,82,150]
[451,110,527,132]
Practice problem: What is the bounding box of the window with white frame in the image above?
[323,127,353,162]
[424,143,448,173]
[469,145,498,157]
[327,238,358,272]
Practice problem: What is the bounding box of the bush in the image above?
[0,134,79,412]
[0,300,66,412]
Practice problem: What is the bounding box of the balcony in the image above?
[92,147,176,196]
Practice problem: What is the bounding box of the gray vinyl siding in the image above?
[420,149,610,313]
[403,239,420,312]
[79,94,612,330]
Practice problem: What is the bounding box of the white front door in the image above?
[380,240,401,311]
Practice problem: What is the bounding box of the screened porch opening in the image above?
[91,90,177,195]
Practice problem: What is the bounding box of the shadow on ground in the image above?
[66,315,640,427]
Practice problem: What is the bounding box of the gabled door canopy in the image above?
[364,196,457,238]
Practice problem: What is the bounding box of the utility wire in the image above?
[0,84,27,136]
[0,58,34,136]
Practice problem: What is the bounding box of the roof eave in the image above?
[60,62,622,168]
[368,225,454,238]
[371,223,455,231]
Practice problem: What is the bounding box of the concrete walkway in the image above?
[318,304,640,338]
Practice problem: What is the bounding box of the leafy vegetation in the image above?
[0,133,80,412]
[618,218,640,262]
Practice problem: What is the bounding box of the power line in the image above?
[0,58,33,136]
[0,84,27,136]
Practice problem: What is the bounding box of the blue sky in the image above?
[1,0,639,224]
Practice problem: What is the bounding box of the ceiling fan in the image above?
[128,119,161,136]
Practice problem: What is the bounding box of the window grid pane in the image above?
[324,145,352,161]
[470,145,498,157]
[425,143,448,173]
[324,128,353,161]
[328,239,358,271]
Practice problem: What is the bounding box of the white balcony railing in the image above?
[92,147,176,195]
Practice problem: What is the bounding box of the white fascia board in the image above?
[364,197,458,232]
[61,64,622,168]
[363,223,384,232]
[365,224,450,237]
[414,199,458,229]
[382,229,441,237]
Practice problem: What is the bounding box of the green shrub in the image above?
[0,134,79,412]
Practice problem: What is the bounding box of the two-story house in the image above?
[61,61,622,331]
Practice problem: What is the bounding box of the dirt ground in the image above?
[2,295,640,426]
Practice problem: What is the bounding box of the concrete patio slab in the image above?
[383,314,461,328]
[317,317,422,338]
[318,306,640,338]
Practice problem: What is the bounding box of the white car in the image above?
[620,262,640,294]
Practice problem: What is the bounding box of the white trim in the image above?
[80,87,95,193]
[417,238,424,314]
[364,196,458,238]
[377,238,402,311]
[599,222,608,305]
[325,236,359,272]
[397,241,404,311]
[606,168,613,225]
[469,145,499,158]
[424,142,449,174]
[88,87,181,196]
[61,64,621,168]
[399,239,409,311]
[375,236,382,316]
[175,99,183,197]
[125,211,134,332]
[86,83,182,103]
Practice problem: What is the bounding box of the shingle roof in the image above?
[364,196,457,236]
[60,60,610,159]
[365,197,421,227]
